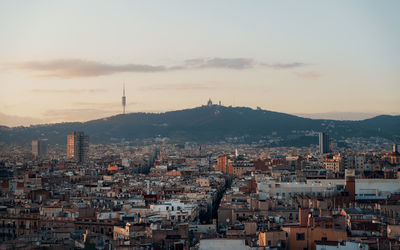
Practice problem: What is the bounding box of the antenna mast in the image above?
[122,82,126,114]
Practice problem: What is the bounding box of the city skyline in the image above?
[2,2,400,249]
[1,1,400,126]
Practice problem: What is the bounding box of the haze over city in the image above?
[1,1,400,126]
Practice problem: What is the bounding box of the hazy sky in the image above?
[1,1,399,126]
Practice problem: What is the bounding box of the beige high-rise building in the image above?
[323,154,344,173]
[67,131,89,163]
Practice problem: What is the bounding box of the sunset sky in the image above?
[1,1,399,126]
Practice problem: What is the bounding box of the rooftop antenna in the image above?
[122,82,126,114]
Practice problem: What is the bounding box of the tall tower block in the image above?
[319,132,330,154]
[32,139,48,158]
[67,131,89,163]
[122,82,126,114]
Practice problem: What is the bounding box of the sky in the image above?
[1,1,399,126]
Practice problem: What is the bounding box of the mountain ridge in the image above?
[0,105,399,145]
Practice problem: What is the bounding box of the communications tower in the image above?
[122,82,126,114]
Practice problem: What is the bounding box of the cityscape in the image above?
[1,1,400,250]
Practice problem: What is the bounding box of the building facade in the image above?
[32,139,48,158]
[319,132,330,154]
[323,155,344,173]
[257,178,339,200]
[67,131,89,163]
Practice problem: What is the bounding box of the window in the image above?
[296,233,305,241]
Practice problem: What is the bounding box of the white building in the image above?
[257,178,338,200]
[199,239,250,250]
[316,241,368,250]
[307,179,400,198]
[150,200,198,222]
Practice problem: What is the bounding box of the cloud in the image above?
[142,83,213,91]
[72,101,138,109]
[8,59,169,78]
[0,103,139,126]
[269,62,306,69]
[42,108,117,122]
[29,88,107,94]
[3,57,308,78]
[185,58,307,70]
[0,112,44,127]
[185,57,255,69]
[294,112,382,121]
[295,71,321,79]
